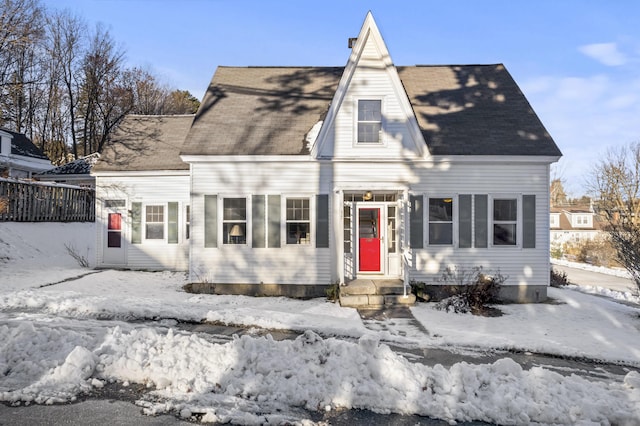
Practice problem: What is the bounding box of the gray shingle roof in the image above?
[0,127,50,160]
[182,67,342,156]
[94,115,194,172]
[398,64,561,156]
[181,64,561,158]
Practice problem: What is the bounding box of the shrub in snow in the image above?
[433,266,505,315]
[550,267,570,287]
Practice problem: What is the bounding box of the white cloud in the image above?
[579,42,627,66]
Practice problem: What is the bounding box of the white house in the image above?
[93,13,561,303]
[93,115,194,271]
[0,128,53,178]
[550,207,601,249]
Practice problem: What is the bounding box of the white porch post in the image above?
[402,189,410,297]
[336,189,345,285]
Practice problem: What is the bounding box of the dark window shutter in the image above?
[252,195,265,248]
[316,194,329,248]
[204,195,217,248]
[523,195,536,248]
[459,194,472,248]
[168,202,179,244]
[131,202,142,244]
[474,194,488,248]
[409,195,423,249]
[267,195,281,248]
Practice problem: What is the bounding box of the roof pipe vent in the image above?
[348,37,357,48]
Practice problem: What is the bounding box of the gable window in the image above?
[223,198,246,244]
[286,198,310,244]
[428,197,453,245]
[357,99,382,143]
[493,198,517,246]
[145,205,164,240]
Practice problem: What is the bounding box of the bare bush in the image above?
[434,266,506,315]
[588,143,640,292]
[64,243,90,268]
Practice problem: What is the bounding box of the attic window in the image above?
[357,100,382,143]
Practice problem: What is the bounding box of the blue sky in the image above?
[44,0,640,196]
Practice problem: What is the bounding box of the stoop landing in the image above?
[339,278,415,308]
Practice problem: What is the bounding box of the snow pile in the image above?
[0,321,101,404]
[413,287,640,365]
[0,222,95,292]
[566,283,640,305]
[2,324,640,424]
[552,258,631,279]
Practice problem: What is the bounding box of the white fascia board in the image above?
[432,155,562,165]
[180,155,315,163]
[92,170,189,177]
[325,155,561,164]
[9,155,53,171]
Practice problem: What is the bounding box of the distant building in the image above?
[550,204,603,249]
[0,128,53,178]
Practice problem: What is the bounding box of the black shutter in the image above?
[168,202,178,244]
[523,195,536,248]
[204,195,217,248]
[459,195,472,248]
[316,194,329,248]
[131,202,141,244]
[267,195,281,248]
[252,195,265,248]
[474,194,488,248]
[409,195,423,249]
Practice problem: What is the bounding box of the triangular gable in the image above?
[311,12,426,159]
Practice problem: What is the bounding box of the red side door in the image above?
[359,208,381,272]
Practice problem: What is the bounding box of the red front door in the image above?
[359,208,381,272]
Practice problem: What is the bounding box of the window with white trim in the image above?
[286,198,310,244]
[357,99,382,143]
[145,205,164,240]
[223,198,246,245]
[428,197,454,245]
[493,198,517,245]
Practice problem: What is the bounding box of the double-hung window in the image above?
[223,198,247,244]
[145,205,164,239]
[286,198,310,244]
[357,100,382,143]
[493,198,517,245]
[428,197,454,245]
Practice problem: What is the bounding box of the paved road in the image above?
[552,264,636,293]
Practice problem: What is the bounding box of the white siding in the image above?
[189,162,332,285]
[95,174,190,270]
[188,159,552,289]
[329,160,550,288]
[319,33,421,160]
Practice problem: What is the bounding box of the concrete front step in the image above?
[339,279,415,308]
[339,293,416,308]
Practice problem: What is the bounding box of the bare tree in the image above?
[78,24,132,155]
[588,143,640,292]
[0,0,45,131]
[126,67,170,115]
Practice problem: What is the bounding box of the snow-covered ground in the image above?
[1,222,640,425]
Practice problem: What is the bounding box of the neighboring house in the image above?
[550,206,602,248]
[93,114,194,271]
[36,153,100,188]
[0,128,53,178]
[93,13,561,302]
